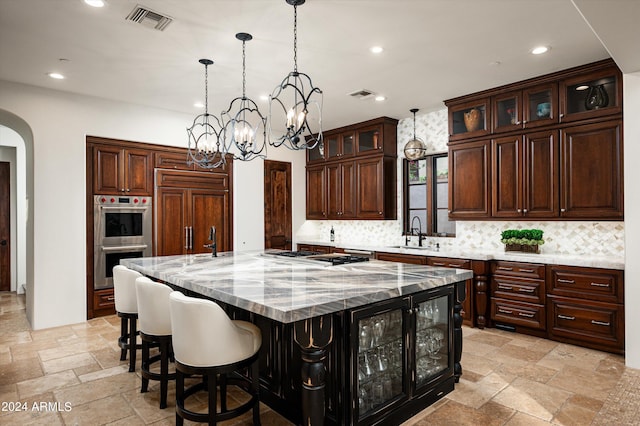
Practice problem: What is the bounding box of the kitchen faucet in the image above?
[204,226,217,257]
[410,215,427,247]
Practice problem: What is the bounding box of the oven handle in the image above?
[101,244,148,252]
[342,249,375,258]
[98,206,150,211]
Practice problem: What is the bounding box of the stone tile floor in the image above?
[1,291,638,425]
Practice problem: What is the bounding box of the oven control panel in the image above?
[95,195,150,206]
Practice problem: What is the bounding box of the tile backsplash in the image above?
[297,109,625,257]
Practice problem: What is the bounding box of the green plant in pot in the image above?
[501,229,544,253]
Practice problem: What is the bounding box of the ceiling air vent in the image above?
[348,89,376,100]
[126,5,173,31]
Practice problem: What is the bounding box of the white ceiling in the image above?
[1,0,638,130]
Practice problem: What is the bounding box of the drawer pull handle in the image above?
[432,262,446,266]
[518,287,535,293]
[558,314,575,321]
[590,282,610,288]
[498,309,513,314]
[498,285,513,291]
[557,279,575,284]
[519,269,535,273]
[106,296,115,301]
[498,267,513,271]
[518,312,534,318]
[450,264,463,268]
[591,320,611,327]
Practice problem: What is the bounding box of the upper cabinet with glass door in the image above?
[327,131,355,160]
[492,83,558,133]
[447,98,491,142]
[560,65,622,124]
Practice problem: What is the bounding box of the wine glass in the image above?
[372,316,386,346]
[359,319,372,351]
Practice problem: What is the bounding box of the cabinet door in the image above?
[351,298,409,423]
[449,140,490,218]
[326,163,341,219]
[560,66,622,123]
[492,91,522,133]
[191,189,231,254]
[560,121,623,219]
[376,252,427,264]
[492,135,522,217]
[356,125,383,155]
[356,157,384,218]
[155,150,194,171]
[448,98,490,141]
[326,134,341,161]
[93,145,123,194]
[124,149,152,195]
[306,165,326,219]
[155,187,188,256]
[341,161,356,218]
[522,83,557,129]
[523,130,558,217]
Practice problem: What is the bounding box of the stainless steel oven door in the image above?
[95,204,151,247]
[94,244,151,290]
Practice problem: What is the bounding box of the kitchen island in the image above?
[122,251,473,425]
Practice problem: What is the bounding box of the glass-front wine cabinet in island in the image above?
[349,286,455,425]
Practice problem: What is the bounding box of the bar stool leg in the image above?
[252,360,261,426]
[219,373,227,412]
[119,317,128,361]
[208,371,218,425]
[140,339,149,393]
[176,370,184,426]
[128,316,137,372]
[159,339,169,409]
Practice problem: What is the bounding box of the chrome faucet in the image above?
[410,216,427,247]
[204,226,217,257]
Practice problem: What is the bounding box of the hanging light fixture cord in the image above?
[293,3,298,73]
[242,38,247,98]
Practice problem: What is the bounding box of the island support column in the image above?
[454,280,466,382]
[294,315,333,426]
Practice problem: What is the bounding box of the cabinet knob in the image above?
[517,209,522,213]
[378,211,382,215]
[126,189,130,192]
[120,188,125,192]
[560,208,566,212]
[523,208,528,213]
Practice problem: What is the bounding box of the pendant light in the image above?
[221,32,267,161]
[268,0,323,150]
[186,59,227,169]
[403,108,427,160]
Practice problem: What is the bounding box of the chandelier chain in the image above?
[242,39,247,97]
[293,4,298,73]
[204,63,209,115]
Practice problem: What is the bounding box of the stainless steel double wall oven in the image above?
[93,195,152,290]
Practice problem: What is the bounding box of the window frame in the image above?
[402,153,455,237]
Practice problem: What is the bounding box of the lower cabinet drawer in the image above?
[491,298,545,330]
[548,296,624,351]
[94,289,115,309]
[491,276,544,304]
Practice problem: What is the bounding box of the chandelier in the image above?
[221,32,267,161]
[403,108,427,160]
[186,59,227,169]
[269,0,323,150]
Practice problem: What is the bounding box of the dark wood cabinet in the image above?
[306,165,326,219]
[375,251,428,265]
[297,243,333,254]
[306,117,397,220]
[491,130,558,218]
[427,257,474,326]
[93,144,153,195]
[547,265,624,354]
[448,139,491,219]
[490,261,546,334]
[446,59,623,221]
[327,161,356,219]
[560,120,623,219]
[155,169,232,256]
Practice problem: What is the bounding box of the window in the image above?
[403,154,455,237]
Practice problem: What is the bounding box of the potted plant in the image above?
[500,229,544,253]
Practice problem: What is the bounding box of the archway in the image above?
[0,109,34,326]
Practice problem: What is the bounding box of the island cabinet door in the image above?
[350,297,410,425]
[410,287,455,397]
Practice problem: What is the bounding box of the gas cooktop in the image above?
[266,251,370,266]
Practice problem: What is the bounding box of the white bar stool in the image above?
[135,276,176,409]
[169,291,262,426]
[113,265,143,372]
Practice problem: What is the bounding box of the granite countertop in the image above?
[296,239,625,270]
[121,251,473,324]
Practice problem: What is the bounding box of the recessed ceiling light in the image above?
[84,0,106,7]
[47,72,65,80]
[531,46,550,55]
[375,95,386,102]
[576,85,590,91]
[193,102,204,108]
[370,46,383,54]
